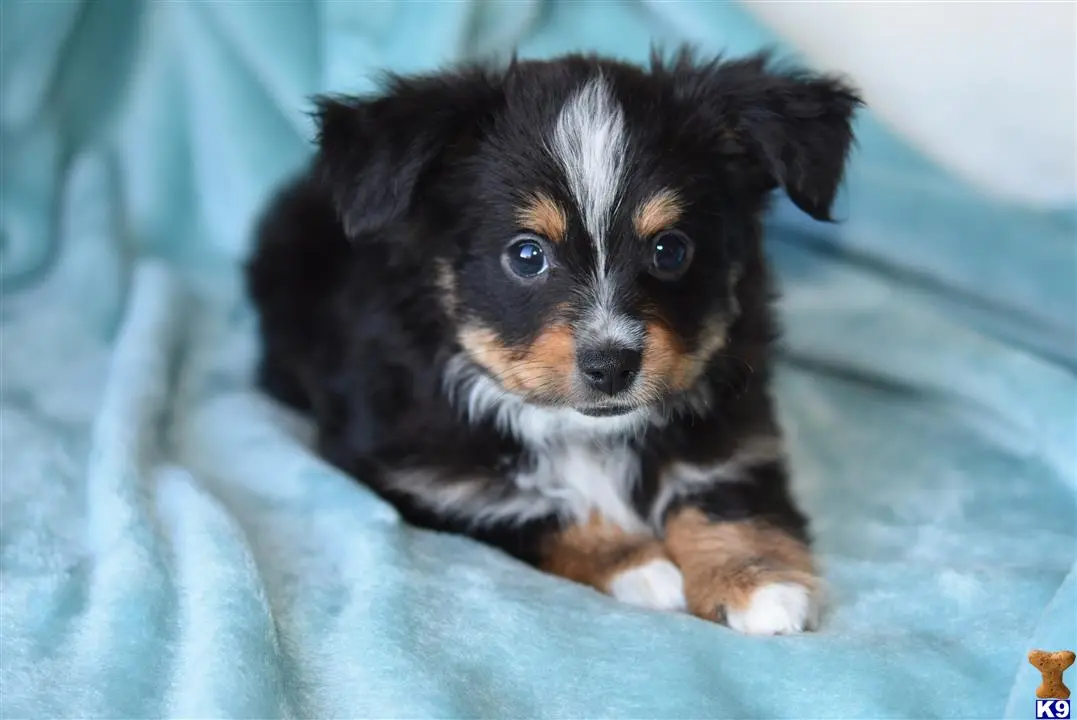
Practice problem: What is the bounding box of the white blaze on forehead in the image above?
[549,76,627,286]
[549,75,636,347]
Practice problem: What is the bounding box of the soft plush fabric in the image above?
[2,2,1075,718]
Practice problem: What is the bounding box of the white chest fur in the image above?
[513,440,648,534]
[445,357,655,534]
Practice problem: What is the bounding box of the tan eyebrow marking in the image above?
[515,192,568,243]
[634,189,684,237]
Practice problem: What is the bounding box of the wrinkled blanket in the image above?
[2,1,1075,718]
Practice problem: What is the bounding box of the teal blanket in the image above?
[2,2,1075,717]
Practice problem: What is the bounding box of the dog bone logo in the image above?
[1029,650,1076,699]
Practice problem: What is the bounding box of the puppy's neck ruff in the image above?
[442,353,655,446]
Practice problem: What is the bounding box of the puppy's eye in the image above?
[650,230,694,280]
[503,236,549,279]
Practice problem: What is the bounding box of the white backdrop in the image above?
[744,1,1077,209]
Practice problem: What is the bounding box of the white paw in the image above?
[726,582,820,635]
[608,559,687,612]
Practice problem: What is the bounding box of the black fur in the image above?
[246,49,860,575]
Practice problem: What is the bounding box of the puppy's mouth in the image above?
[575,404,636,418]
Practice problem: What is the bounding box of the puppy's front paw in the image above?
[682,567,822,635]
[665,509,823,635]
[541,516,688,614]
[725,581,820,635]
[608,558,687,612]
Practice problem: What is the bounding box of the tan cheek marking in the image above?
[641,316,728,393]
[458,326,523,390]
[519,323,576,398]
[516,192,567,243]
[541,513,667,593]
[663,508,817,622]
[457,315,576,400]
[634,189,684,238]
[641,320,684,385]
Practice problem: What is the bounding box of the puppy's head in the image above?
[314,50,861,419]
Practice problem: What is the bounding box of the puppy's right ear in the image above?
[313,70,502,238]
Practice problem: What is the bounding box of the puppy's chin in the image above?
[575,405,637,418]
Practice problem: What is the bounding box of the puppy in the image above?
[246,49,861,635]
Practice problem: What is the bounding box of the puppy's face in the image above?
[449,87,747,417]
[315,52,860,417]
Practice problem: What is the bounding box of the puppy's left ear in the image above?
[731,59,863,221]
[674,52,863,221]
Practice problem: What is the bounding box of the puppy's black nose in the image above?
[577,347,642,396]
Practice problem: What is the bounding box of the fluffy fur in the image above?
[246,48,861,634]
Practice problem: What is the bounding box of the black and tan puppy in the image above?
[247,49,861,634]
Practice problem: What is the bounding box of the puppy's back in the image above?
[245,173,350,411]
